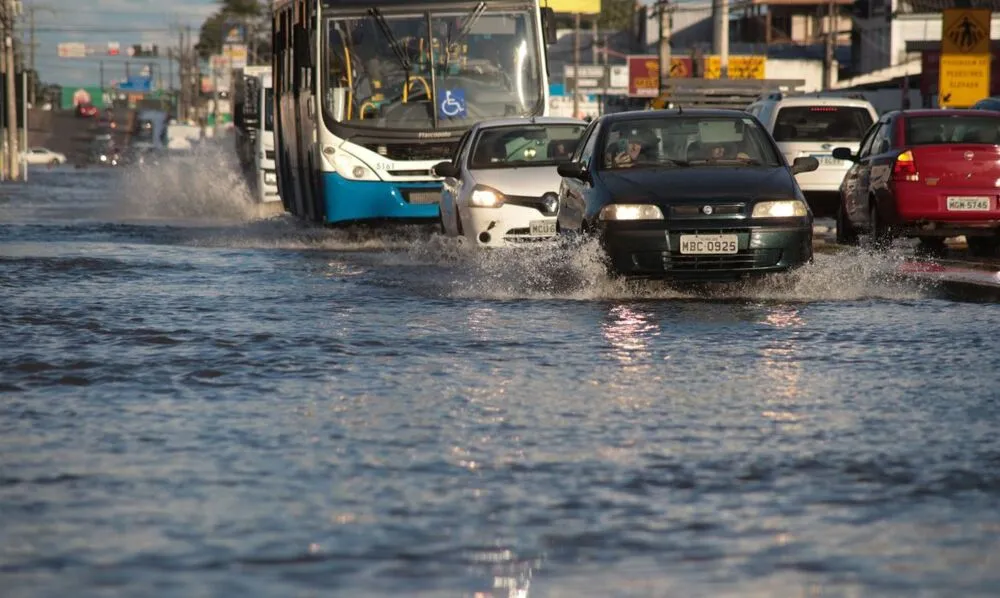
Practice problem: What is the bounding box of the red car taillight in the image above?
[892,150,918,182]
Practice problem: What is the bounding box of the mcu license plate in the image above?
[529,219,557,236]
[679,234,739,255]
[947,196,991,211]
[811,154,844,166]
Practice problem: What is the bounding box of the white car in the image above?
[21,147,67,166]
[433,117,587,247]
[746,94,877,219]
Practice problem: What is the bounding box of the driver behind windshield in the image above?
[610,130,657,168]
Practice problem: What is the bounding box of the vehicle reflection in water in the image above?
[466,547,541,598]
[601,304,659,411]
[758,306,805,426]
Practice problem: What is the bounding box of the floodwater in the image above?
[2,148,999,597]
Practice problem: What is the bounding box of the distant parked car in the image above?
[972,97,1000,110]
[834,109,1000,255]
[76,103,98,118]
[21,147,67,166]
[746,94,878,219]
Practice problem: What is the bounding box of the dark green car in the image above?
[556,109,820,281]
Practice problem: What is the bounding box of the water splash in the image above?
[377,234,929,302]
[110,143,259,223]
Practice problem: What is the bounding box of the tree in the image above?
[196,0,270,61]
[597,0,637,31]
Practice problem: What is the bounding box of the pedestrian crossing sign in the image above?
[942,8,991,55]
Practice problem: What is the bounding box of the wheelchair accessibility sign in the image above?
[438,88,467,119]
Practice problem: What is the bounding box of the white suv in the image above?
[746,94,878,219]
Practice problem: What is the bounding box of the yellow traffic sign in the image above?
[938,54,991,108]
[703,55,766,80]
[942,8,991,54]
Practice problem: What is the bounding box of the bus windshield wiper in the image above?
[368,8,412,93]
[444,2,487,73]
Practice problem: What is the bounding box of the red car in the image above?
[833,109,1000,256]
[76,103,99,117]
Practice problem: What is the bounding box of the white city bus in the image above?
[272,0,556,224]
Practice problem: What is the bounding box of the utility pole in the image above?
[658,1,671,96]
[572,12,581,119]
[4,0,19,181]
[212,58,220,137]
[823,0,836,90]
[713,0,729,78]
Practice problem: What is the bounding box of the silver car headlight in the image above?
[598,204,664,221]
[752,200,808,218]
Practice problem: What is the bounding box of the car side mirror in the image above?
[557,161,588,181]
[791,156,820,175]
[432,161,458,178]
[831,147,856,162]
[541,8,557,45]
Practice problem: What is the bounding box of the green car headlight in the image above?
[752,200,808,218]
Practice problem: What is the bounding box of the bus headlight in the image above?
[323,146,379,181]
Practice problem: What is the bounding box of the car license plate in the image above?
[811,154,844,166]
[529,219,556,236]
[679,234,739,254]
[947,196,991,211]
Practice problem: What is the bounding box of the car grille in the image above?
[670,203,745,217]
[631,248,781,272]
[503,228,557,243]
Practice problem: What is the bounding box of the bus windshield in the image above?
[323,6,543,130]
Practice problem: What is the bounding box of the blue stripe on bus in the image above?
[321,173,442,224]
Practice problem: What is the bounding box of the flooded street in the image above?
[2,153,1000,597]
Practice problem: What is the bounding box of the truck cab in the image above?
[234,66,280,206]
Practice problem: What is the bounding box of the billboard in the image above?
[224,44,248,69]
[57,42,87,58]
[627,55,659,97]
[60,86,108,111]
[544,0,601,14]
[223,22,247,45]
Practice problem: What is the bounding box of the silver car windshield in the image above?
[469,124,585,169]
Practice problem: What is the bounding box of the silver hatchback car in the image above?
[432,116,587,247]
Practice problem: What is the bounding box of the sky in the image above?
[30,0,218,91]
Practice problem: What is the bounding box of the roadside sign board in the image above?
[703,55,766,80]
[57,42,87,58]
[939,54,991,107]
[939,8,992,107]
[564,64,608,94]
[223,22,248,45]
[942,8,991,54]
[627,55,659,97]
[921,48,1000,96]
[224,44,248,69]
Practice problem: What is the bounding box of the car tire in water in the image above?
[835,202,858,246]
[49,159,60,166]
[867,201,891,249]
[967,235,1000,258]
